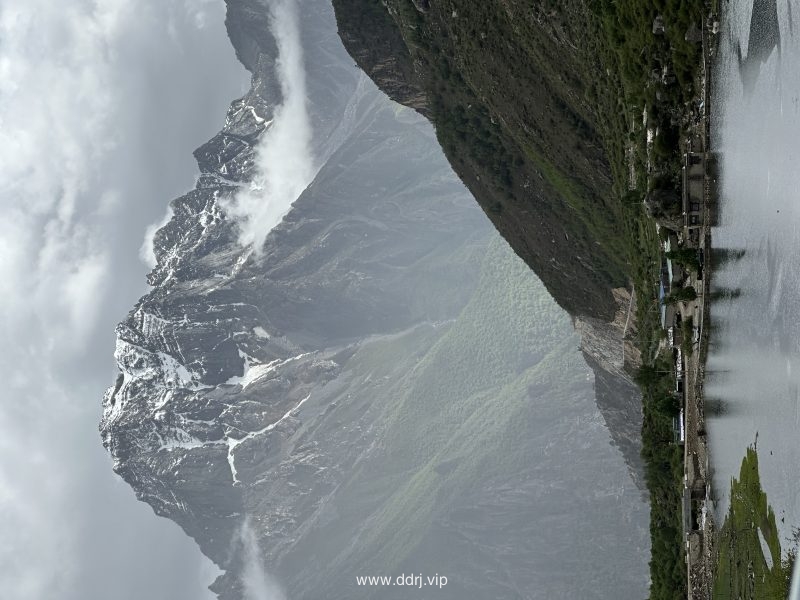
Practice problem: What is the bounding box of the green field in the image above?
[713,448,796,600]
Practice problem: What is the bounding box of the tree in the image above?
[666,248,700,272]
[665,285,697,304]
[635,363,666,388]
[645,186,682,230]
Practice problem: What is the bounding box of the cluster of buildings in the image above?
[658,151,716,444]
[656,148,718,596]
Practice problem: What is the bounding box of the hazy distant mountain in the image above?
[101,1,648,598]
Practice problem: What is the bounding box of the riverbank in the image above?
[675,10,717,599]
[682,145,715,599]
[594,3,715,597]
[634,5,720,598]
[713,447,797,598]
[700,1,800,597]
[667,3,799,597]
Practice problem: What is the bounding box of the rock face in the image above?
[102,1,648,598]
[575,287,645,491]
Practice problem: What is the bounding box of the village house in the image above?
[664,232,685,289]
[682,152,704,236]
[674,346,684,395]
[659,278,679,332]
[673,407,685,444]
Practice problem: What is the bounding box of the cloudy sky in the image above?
[0,0,249,597]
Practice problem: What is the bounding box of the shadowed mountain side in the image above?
[329,0,647,485]
[583,352,646,493]
[331,0,629,322]
[330,0,648,487]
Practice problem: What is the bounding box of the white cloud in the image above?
[183,0,217,29]
[0,0,247,598]
[237,518,287,600]
[225,0,315,252]
[140,207,175,268]
[0,376,78,599]
[0,1,118,359]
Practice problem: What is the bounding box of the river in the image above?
[708,0,800,540]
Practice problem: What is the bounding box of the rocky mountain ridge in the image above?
[101,1,648,598]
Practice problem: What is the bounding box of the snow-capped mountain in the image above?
[101,1,648,598]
